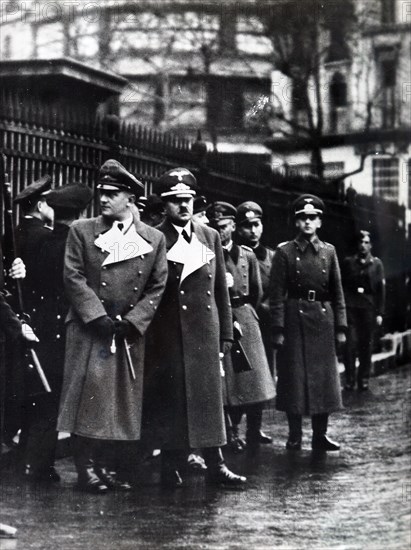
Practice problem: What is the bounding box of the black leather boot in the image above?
[203,447,246,487]
[227,424,246,453]
[161,449,185,488]
[286,413,302,450]
[94,442,132,491]
[246,404,272,447]
[311,414,340,451]
[72,435,108,494]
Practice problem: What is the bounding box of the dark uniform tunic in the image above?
[222,243,275,406]
[144,219,233,450]
[269,235,347,415]
[342,253,385,385]
[23,223,70,471]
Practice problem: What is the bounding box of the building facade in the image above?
[0,0,274,153]
[266,0,411,229]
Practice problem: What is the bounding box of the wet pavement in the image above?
[1,365,410,550]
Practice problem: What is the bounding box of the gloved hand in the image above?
[88,315,115,339]
[114,319,133,339]
[335,331,346,352]
[271,332,285,349]
[9,257,26,280]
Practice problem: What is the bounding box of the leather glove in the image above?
[114,319,133,338]
[21,323,39,343]
[88,315,115,339]
[336,330,346,352]
[271,332,285,349]
[220,340,233,355]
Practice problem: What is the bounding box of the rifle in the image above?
[0,153,51,394]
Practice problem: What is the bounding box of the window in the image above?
[372,158,399,201]
[207,79,243,130]
[377,47,398,128]
[327,26,350,62]
[330,72,348,133]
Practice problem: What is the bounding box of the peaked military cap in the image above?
[45,183,93,211]
[157,167,197,198]
[293,194,324,217]
[193,195,207,215]
[236,201,263,225]
[98,159,144,197]
[14,175,52,205]
[206,201,237,223]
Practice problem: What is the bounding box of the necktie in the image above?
[117,223,124,232]
[182,229,191,243]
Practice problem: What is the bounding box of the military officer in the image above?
[23,183,93,482]
[141,194,165,227]
[208,202,275,452]
[14,175,54,316]
[269,194,347,451]
[342,230,385,391]
[236,201,275,374]
[144,168,246,487]
[192,195,209,225]
[57,160,168,493]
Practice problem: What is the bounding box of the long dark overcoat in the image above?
[57,216,168,440]
[269,235,347,415]
[143,219,233,450]
[223,244,275,406]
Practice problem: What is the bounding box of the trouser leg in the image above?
[160,449,186,487]
[246,403,272,446]
[202,446,246,486]
[226,407,246,453]
[72,435,108,493]
[311,414,340,451]
[357,308,374,387]
[286,413,302,441]
[344,309,358,387]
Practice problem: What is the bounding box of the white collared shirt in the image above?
[172,221,191,238]
[113,215,133,234]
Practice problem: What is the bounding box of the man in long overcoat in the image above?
[269,194,347,451]
[207,201,275,452]
[342,230,385,391]
[57,160,168,493]
[23,183,93,482]
[236,201,275,375]
[144,168,246,488]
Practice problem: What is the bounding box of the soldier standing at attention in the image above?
[269,194,347,451]
[236,201,275,375]
[57,160,168,493]
[342,230,385,391]
[22,183,93,482]
[208,202,275,452]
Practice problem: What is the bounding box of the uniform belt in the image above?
[288,289,331,302]
[231,295,251,308]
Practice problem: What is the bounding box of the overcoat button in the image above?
[56,315,61,320]
[56,334,60,339]
[134,287,138,291]
[296,270,300,274]
[138,270,142,275]
[207,305,211,310]
[141,255,144,259]
[130,304,134,308]
[296,257,300,261]
[101,282,107,287]
[101,299,105,304]
[149,300,153,305]
[182,305,187,310]
[322,269,326,273]
[102,266,107,270]
[180,290,185,295]
[208,274,212,279]
[207,291,211,295]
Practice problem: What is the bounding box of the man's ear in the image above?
[318,218,322,229]
[127,194,136,205]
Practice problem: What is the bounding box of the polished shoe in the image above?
[312,435,340,451]
[285,438,302,450]
[78,468,109,494]
[187,453,207,471]
[95,467,132,491]
[206,464,247,487]
[161,469,184,488]
[246,430,272,447]
[23,464,61,483]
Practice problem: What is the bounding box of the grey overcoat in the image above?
[57,215,168,440]
[269,235,347,415]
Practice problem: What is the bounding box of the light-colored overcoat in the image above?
[57,215,167,440]
[143,219,233,449]
[222,244,275,406]
[269,235,347,415]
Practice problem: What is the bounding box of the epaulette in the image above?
[241,245,254,252]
